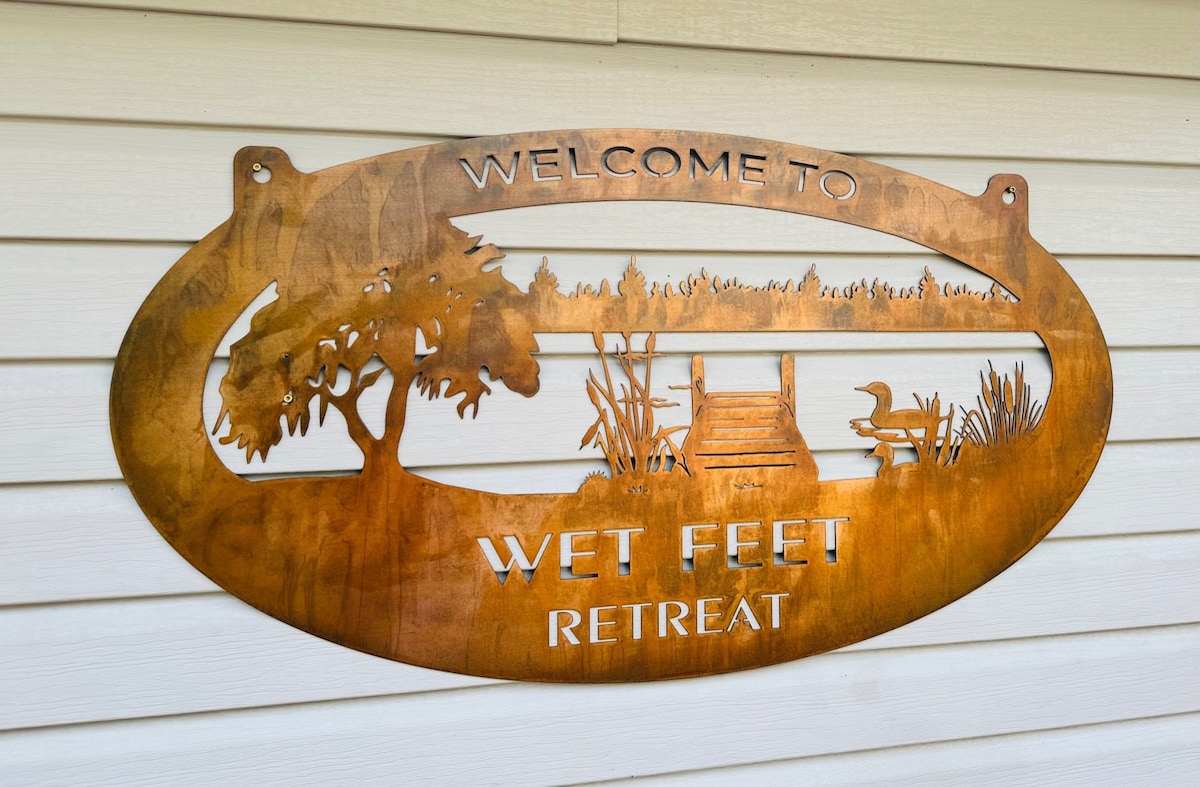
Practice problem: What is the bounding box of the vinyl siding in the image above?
[1,1,1197,783]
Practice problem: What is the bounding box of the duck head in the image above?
[855,381,891,398]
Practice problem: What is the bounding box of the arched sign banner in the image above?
[111,130,1112,682]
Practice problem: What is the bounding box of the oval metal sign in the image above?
[111,130,1112,681]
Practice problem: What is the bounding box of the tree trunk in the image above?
[376,328,417,470]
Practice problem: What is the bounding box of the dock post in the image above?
[781,353,796,414]
[691,354,705,416]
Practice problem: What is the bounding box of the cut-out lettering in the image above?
[549,609,582,647]
[788,159,818,191]
[560,530,600,580]
[458,152,521,188]
[530,148,561,182]
[600,146,636,177]
[568,147,599,179]
[727,597,762,631]
[697,597,724,634]
[773,519,808,566]
[689,149,729,181]
[603,527,644,576]
[682,523,719,571]
[642,146,682,178]
[476,534,553,584]
[738,153,767,185]
[658,600,689,637]
[727,522,763,569]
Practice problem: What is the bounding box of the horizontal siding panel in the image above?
[846,532,1200,651]
[2,440,1195,606]
[620,0,1200,78]
[0,5,1195,164]
[606,714,1200,786]
[2,532,1196,730]
[41,0,1200,80]
[0,349,1192,484]
[0,120,443,242]
[1,120,1196,253]
[0,592,491,731]
[1,626,1196,783]
[43,0,619,43]
[4,242,1198,360]
[0,482,221,604]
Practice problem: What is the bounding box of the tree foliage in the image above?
[215,200,539,467]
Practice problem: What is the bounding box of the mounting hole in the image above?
[252,163,272,184]
[1002,186,1017,205]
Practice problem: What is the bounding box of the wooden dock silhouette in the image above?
[680,355,818,476]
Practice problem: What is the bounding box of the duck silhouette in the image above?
[866,442,895,477]
[851,381,945,446]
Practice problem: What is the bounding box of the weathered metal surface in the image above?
[110,130,1112,681]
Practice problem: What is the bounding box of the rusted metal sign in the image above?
[111,131,1112,681]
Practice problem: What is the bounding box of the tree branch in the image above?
[321,363,378,459]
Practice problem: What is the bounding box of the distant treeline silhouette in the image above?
[529,259,1016,304]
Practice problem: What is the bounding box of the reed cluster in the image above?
[581,332,688,477]
[960,362,1044,447]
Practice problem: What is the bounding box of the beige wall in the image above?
[1,1,1197,782]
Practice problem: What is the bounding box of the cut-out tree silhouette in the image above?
[215,178,539,473]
